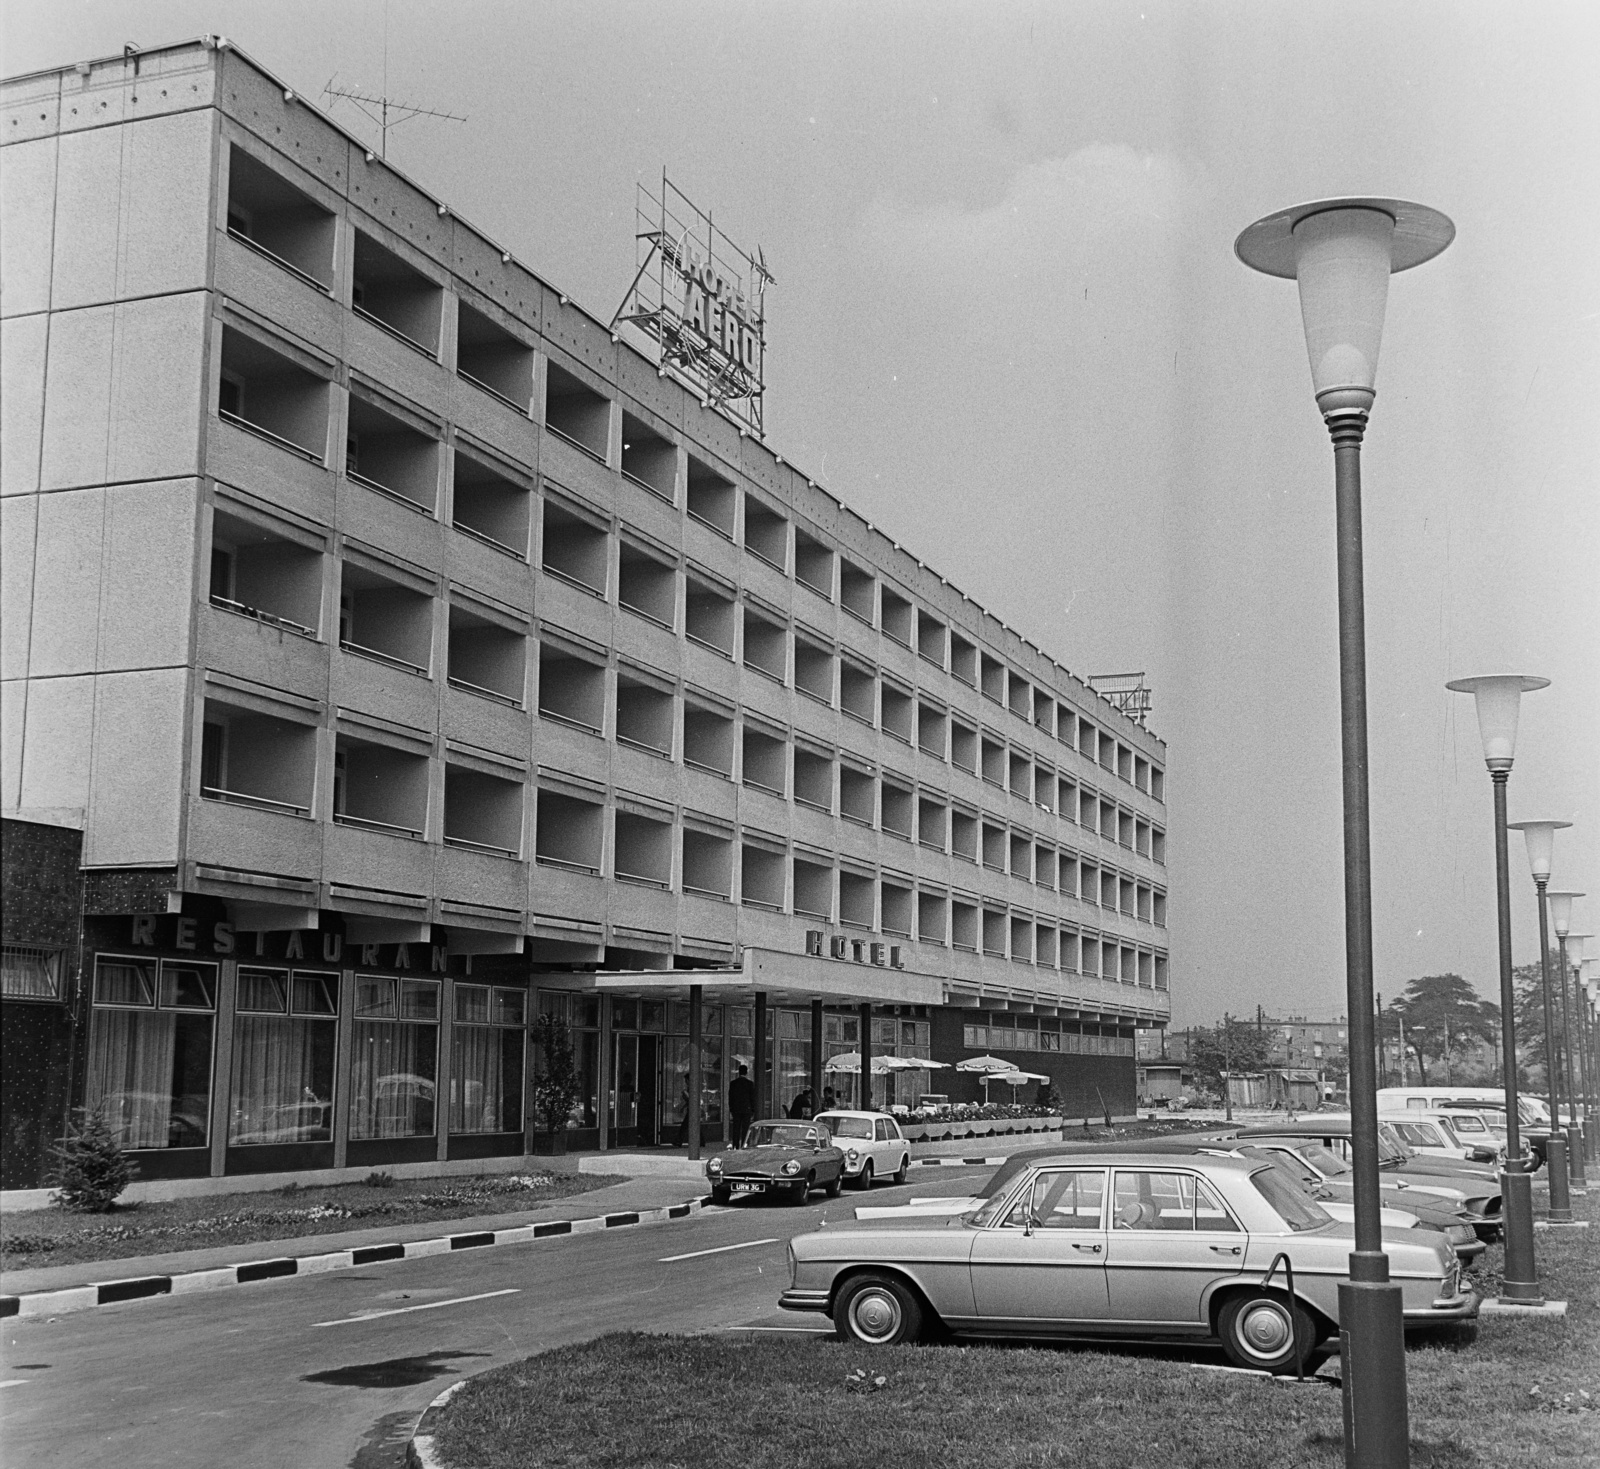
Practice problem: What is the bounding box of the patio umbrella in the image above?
[823,1051,918,1074]
[955,1054,1016,1100]
[895,1057,949,1070]
[994,1069,1050,1101]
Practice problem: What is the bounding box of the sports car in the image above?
[706,1119,846,1204]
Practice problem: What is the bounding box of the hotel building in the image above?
[0,39,1169,1191]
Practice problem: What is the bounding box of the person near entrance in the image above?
[788,1086,815,1120]
[729,1063,756,1147]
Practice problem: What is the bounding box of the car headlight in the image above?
[707,1157,723,1174]
[782,1160,801,1176]
[847,1148,860,1163]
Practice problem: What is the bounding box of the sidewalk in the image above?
[0,1175,707,1299]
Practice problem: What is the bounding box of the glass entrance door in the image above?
[610,1033,662,1146]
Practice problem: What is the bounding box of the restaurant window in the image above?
[350,976,440,1140]
[229,969,338,1145]
[86,956,216,1150]
[537,990,602,1131]
[451,986,526,1134]
[2,945,62,999]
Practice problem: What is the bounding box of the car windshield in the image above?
[1393,1121,1443,1148]
[1445,1113,1488,1134]
[1251,1168,1334,1231]
[744,1124,815,1148]
[1242,1147,1321,1190]
[816,1116,873,1139]
[1378,1123,1416,1161]
[1293,1142,1349,1176]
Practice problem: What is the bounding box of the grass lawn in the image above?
[0,1170,624,1270]
[430,1195,1597,1469]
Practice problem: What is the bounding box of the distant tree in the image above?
[1386,974,1499,1086]
[1512,954,1573,1095]
[1188,1016,1274,1099]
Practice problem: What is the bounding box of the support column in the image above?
[687,984,702,1160]
[859,1001,873,1112]
[810,998,824,1116]
[597,995,611,1151]
[753,990,768,1119]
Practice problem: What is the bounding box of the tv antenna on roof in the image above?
[322,74,465,159]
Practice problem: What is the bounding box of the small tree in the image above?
[51,1107,137,1212]
[532,1014,581,1138]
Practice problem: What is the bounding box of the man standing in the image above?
[788,1085,815,1120]
[728,1063,756,1147]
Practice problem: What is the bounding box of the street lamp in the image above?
[1564,932,1594,1166]
[1547,893,1587,1185]
[1582,954,1600,1162]
[1506,820,1574,1218]
[1446,677,1551,1299]
[1238,197,1453,1469]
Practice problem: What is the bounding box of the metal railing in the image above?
[333,812,423,839]
[218,409,323,463]
[209,596,316,638]
[225,227,332,295]
[201,786,309,817]
[340,639,429,678]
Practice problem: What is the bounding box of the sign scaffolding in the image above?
[611,171,773,437]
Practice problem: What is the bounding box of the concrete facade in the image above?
[1,40,1169,1189]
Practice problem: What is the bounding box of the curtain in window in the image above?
[230,1015,335,1144]
[87,1009,177,1149]
[450,1026,523,1133]
[350,1020,437,1138]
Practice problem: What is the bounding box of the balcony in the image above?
[793,637,834,705]
[741,726,787,797]
[793,856,833,920]
[218,327,328,462]
[200,700,316,818]
[620,412,676,502]
[456,300,533,412]
[535,791,602,873]
[544,361,609,461]
[686,455,735,537]
[352,229,442,357]
[209,509,322,638]
[339,562,433,677]
[444,764,525,858]
[346,395,440,514]
[452,449,529,558]
[333,735,428,839]
[618,542,676,629]
[537,646,605,734]
[685,577,735,657]
[226,145,335,293]
[741,844,785,911]
[614,810,673,888]
[542,501,609,596]
[448,604,526,707]
[741,606,787,683]
[880,588,913,648]
[682,701,734,778]
[615,673,674,757]
[681,828,733,899]
[794,528,834,600]
[793,747,833,812]
[743,496,787,572]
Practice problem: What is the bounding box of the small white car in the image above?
[812,1111,911,1189]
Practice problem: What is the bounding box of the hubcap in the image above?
[851,1289,902,1342]
[1238,1301,1292,1359]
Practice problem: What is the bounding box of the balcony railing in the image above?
[346,467,432,515]
[201,786,310,817]
[448,675,523,709]
[226,227,332,295]
[340,639,429,678]
[353,302,436,359]
[219,408,323,464]
[457,367,527,416]
[452,520,526,559]
[210,595,316,639]
[444,835,520,859]
[333,811,423,839]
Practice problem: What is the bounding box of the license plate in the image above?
[731,1182,765,1194]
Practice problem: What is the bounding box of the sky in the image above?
[6,1,1596,1026]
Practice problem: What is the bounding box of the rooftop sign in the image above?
[611,171,773,436]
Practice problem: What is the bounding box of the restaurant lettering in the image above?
[128,916,448,970]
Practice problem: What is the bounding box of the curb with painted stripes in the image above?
[0,1198,713,1322]
[912,1156,1010,1168]
[406,1380,465,1469]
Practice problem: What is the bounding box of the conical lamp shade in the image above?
[1449,676,1551,770]
[1507,822,1571,881]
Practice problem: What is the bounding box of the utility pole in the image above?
[1223,1013,1234,1122]
[1397,1012,1407,1086]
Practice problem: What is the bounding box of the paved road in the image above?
[0,1169,990,1469]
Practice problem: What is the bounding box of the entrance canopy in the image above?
[580,947,944,1008]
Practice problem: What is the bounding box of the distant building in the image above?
[1,39,1170,1193]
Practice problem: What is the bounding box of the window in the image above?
[881,881,913,937]
[1008,752,1033,801]
[456,302,534,411]
[1007,674,1032,721]
[839,870,875,928]
[230,969,337,1145]
[917,701,947,759]
[951,809,978,862]
[350,976,440,1140]
[917,796,946,851]
[917,890,947,944]
[1033,694,1056,737]
[950,634,977,686]
[917,612,946,667]
[451,986,526,1134]
[87,956,215,1150]
[981,737,1006,786]
[543,361,610,460]
[2,945,62,1000]
[1112,1170,1237,1232]
[880,780,913,838]
[1004,1170,1105,1231]
[352,230,442,355]
[951,901,978,952]
[980,654,1005,703]
[620,411,676,500]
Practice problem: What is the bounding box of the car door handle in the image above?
[1071,1243,1102,1253]
[1209,1245,1242,1255]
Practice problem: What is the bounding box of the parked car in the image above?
[782,1151,1476,1370]
[854,1138,1485,1260]
[705,1119,846,1204]
[1382,1113,1494,1164]
[812,1111,912,1189]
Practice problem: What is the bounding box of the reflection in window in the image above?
[229,968,338,1145]
[350,976,439,1139]
[1112,1170,1242,1232]
[86,956,216,1150]
[1005,1169,1105,1230]
[451,985,526,1134]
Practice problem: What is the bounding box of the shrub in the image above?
[364,1171,396,1189]
[50,1108,137,1213]
[532,1014,581,1135]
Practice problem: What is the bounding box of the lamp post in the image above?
[1546,895,1587,1186]
[1446,676,1550,1299]
[1506,821,1573,1218]
[1238,197,1453,1469]
[1582,956,1600,1162]
[1563,933,1593,1167]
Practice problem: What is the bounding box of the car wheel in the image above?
[834,1273,923,1346]
[824,1171,842,1198]
[1217,1290,1318,1374]
[892,1155,909,1186]
[710,1185,732,1206]
[854,1160,875,1191]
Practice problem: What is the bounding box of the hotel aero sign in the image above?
[805,930,907,971]
[611,171,773,436]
